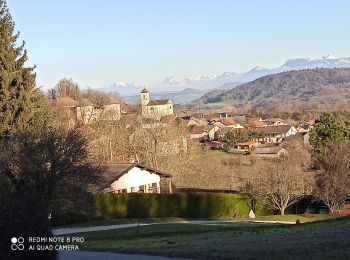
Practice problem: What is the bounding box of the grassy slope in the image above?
[65,216,350,260]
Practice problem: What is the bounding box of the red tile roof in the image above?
[203,113,221,121]
[249,120,266,127]
[219,118,237,126]
[189,125,206,134]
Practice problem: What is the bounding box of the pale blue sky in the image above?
[6,0,350,89]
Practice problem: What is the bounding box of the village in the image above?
[1,1,350,259]
[51,87,318,195]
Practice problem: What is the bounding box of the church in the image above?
[140,88,174,119]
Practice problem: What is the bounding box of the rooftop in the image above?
[101,163,172,187]
[263,125,293,134]
[52,96,79,107]
[188,125,206,135]
[252,147,286,154]
[147,99,171,106]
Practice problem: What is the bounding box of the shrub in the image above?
[95,193,271,220]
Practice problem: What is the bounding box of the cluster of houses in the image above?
[97,112,315,195]
[52,90,316,195]
[182,112,313,157]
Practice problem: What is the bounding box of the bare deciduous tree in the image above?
[84,113,189,169]
[48,78,81,101]
[313,142,350,214]
[245,156,313,215]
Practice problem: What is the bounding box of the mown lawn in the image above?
[57,214,334,228]
[64,216,350,260]
[255,213,336,223]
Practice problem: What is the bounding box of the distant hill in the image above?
[122,88,208,105]
[194,68,350,109]
[193,82,243,104]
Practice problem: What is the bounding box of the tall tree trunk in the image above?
[280,207,285,216]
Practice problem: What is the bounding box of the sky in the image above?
[6,0,350,89]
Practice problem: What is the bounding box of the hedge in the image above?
[95,193,272,219]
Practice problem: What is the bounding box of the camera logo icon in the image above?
[11,237,24,250]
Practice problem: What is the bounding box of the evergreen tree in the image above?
[309,113,349,155]
[0,0,36,136]
[224,131,248,151]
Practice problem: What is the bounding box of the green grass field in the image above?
[58,214,334,228]
[65,216,350,260]
[255,214,336,223]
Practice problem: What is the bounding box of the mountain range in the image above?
[97,55,350,96]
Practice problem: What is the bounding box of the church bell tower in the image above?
[140,87,150,106]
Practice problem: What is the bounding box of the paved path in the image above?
[253,220,296,224]
[59,251,187,260]
[53,223,152,235]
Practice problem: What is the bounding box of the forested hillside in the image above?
[194,68,350,109]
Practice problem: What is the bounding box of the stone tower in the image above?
[140,87,150,106]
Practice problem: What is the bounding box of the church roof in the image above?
[141,88,149,93]
[147,99,171,106]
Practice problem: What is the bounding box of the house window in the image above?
[139,185,146,193]
[131,187,136,193]
[151,183,158,193]
[147,183,153,193]
[122,189,127,193]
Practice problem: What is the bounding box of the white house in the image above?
[262,125,298,143]
[101,163,172,194]
[187,125,219,140]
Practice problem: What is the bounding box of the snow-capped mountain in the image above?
[279,55,350,70]
[97,55,350,96]
[97,81,143,95]
[158,55,350,91]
